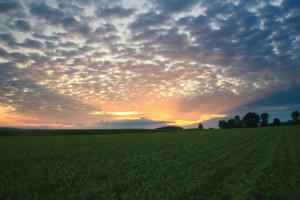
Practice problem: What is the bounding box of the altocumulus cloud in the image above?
[0,1,22,13]
[0,0,299,128]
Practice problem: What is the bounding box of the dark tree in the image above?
[270,118,280,126]
[234,115,244,128]
[198,123,203,129]
[243,112,260,128]
[260,113,269,127]
[291,110,300,125]
[219,120,228,129]
[227,119,236,128]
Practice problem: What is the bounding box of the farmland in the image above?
[0,126,299,199]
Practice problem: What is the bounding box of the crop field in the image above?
[0,126,299,200]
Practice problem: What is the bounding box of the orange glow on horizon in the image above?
[1,96,228,128]
[167,114,227,126]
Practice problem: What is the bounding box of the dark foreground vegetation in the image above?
[218,110,300,129]
[0,128,173,136]
[1,126,300,199]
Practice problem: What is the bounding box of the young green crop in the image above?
[0,126,299,199]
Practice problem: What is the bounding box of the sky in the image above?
[0,0,299,129]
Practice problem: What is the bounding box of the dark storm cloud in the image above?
[95,5,135,18]
[151,0,199,13]
[14,20,31,32]
[0,1,22,13]
[97,117,172,129]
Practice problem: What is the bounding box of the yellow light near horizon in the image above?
[0,105,37,127]
[167,114,227,126]
[91,111,139,116]
[117,117,141,120]
[112,111,139,116]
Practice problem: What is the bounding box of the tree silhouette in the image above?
[219,116,244,129]
[260,113,269,127]
[270,118,280,126]
[218,120,228,129]
[234,115,240,124]
[243,112,260,128]
[291,110,300,125]
[198,123,204,129]
[234,115,244,128]
[227,119,236,128]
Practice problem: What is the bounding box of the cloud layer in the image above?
[0,0,299,128]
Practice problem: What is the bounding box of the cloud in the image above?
[29,2,81,30]
[0,1,22,13]
[70,24,93,35]
[60,16,79,28]
[58,3,84,14]
[282,0,300,9]
[129,11,171,31]
[286,14,300,31]
[95,5,135,18]
[151,0,199,13]
[95,23,117,34]
[97,117,172,129]
[154,28,188,49]
[131,28,161,41]
[0,33,17,48]
[29,2,63,25]
[0,47,7,56]
[8,52,30,63]
[13,20,31,32]
[0,62,96,121]
[21,38,44,49]
[32,33,60,41]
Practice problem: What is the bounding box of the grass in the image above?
[0,126,299,199]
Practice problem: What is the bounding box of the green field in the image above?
[1,126,299,199]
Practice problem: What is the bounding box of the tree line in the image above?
[216,110,299,129]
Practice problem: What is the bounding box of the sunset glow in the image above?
[0,0,299,129]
